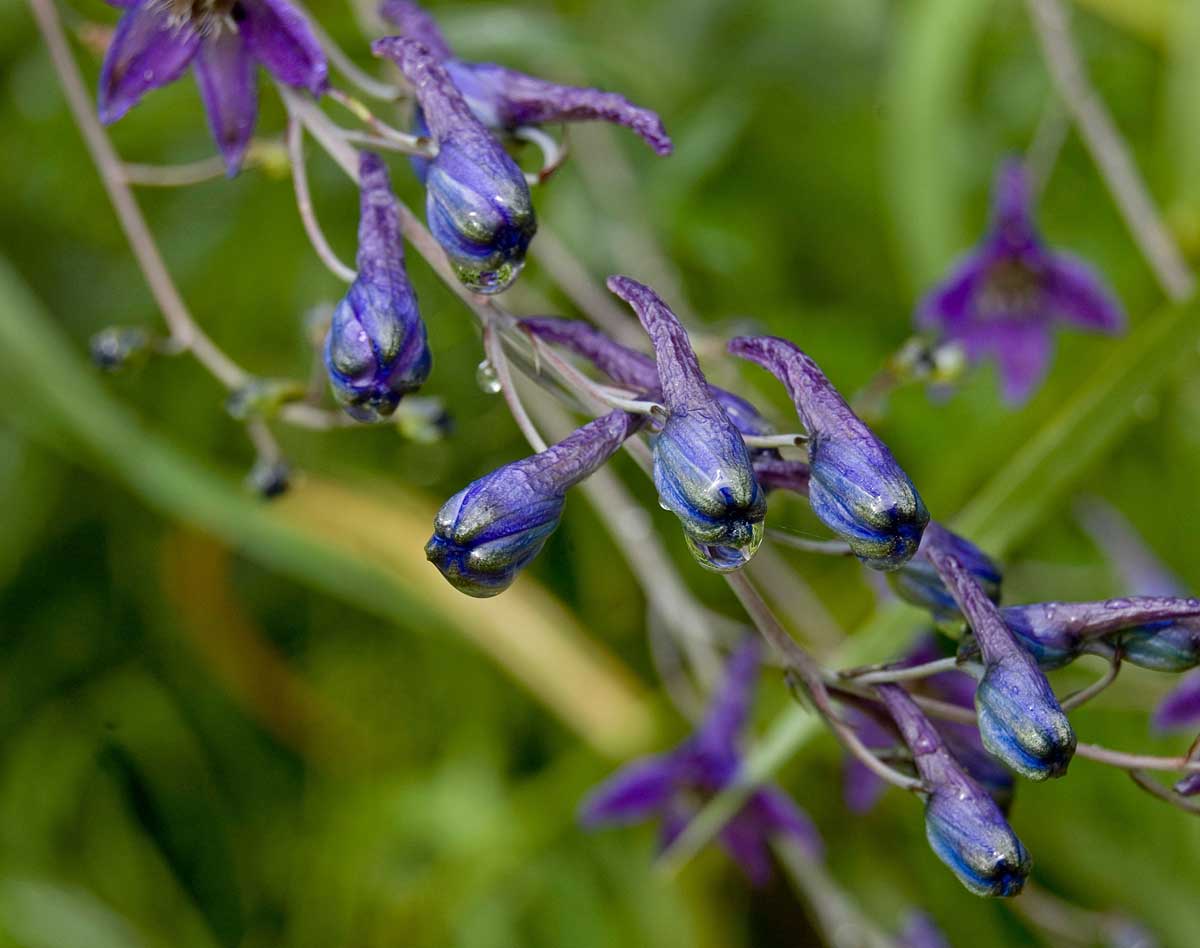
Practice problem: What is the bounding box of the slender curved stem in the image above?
[123,155,229,187]
[1026,0,1195,300]
[1128,769,1200,814]
[485,323,547,453]
[292,0,404,101]
[840,656,966,685]
[287,117,357,284]
[742,432,809,449]
[1060,649,1122,711]
[327,87,434,155]
[768,529,854,556]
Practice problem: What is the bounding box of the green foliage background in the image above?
[1,0,1199,944]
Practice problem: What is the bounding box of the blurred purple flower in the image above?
[580,637,821,884]
[917,161,1124,403]
[98,0,328,174]
[899,910,952,948]
[379,0,672,154]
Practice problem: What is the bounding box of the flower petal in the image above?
[718,815,775,886]
[990,160,1039,249]
[578,753,681,826]
[193,31,257,175]
[915,251,986,334]
[953,321,1054,405]
[1046,252,1126,334]
[693,637,760,764]
[239,0,328,94]
[378,0,454,60]
[98,5,200,124]
[745,786,823,858]
[1153,670,1200,732]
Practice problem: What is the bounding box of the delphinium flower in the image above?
[606,277,767,571]
[372,37,536,294]
[874,683,1031,897]
[426,409,642,596]
[519,316,776,440]
[917,160,1124,403]
[98,0,328,174]
[730,335,929,570]
[843,634,1014,814]
[890,521,1003,626]
[379,0,673,156]
[928,549,1076,780]
[324,152,431,421]
[580,638,821,884]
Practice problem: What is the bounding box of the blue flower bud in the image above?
[730,335,928,570]
[928,551,1076,780]
[1119,620,1200,672]
[90,326,153,372]
[974,656,1075,781]
[373,38,536,294]
[995,597,1200,670]
[426,410,640,596]
[876,684,1030,897]
[607,277,766,571]
[325,153,431,421]
[891,521,1002,625]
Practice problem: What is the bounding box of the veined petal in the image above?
[578,753,682,826]
[98,5,200,124]
[240,0,328,93]
[193,30,257,175]
[1046,252,1126,334]
[378,0,453,60]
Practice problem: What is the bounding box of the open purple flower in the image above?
[98,0,328,174]
[580,637,821,884]
[379,0,672,155]
[917,161,1124,403]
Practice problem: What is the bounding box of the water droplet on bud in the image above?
[476,359,501,394]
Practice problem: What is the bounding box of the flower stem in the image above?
[287,116,357,283]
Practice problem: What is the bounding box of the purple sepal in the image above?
[608,277,765,572]
[373,37,536,294]
[1154,671,1200,732]
[193,29,257,175]
[445,60,672,156]
[240,0,329,94]
[876,684,1030,898]
[98,5,200,124]
[582,639,821,884]
[730,335,928,570]
[378,0,453,60]
[426,410,641,596]
[917,160,1125,404]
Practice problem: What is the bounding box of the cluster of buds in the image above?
[79,0,1200,934]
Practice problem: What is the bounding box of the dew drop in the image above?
[475,359,501,394]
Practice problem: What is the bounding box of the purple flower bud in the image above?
[373,37,536,294]
[876,684,1030,897]
[379,1,672,155]
[930,551,1075,780]
[607,278,766,571]
[995,597,1200,670]
[730,335,928,569]
[891,521,1002,624]
[324,153,431,421]
[1119,620,1200,672]
[519,317,776,439]
[426,410,640,596]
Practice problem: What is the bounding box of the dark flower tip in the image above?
[427,411,641,596]
[729,335,928,570]
[325,152,431,421]
[607,277,766,571]
[372,37,536,295]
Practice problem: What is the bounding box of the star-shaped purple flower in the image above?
[579,637,821,884]
[917,160,1125,403]
[98,0,328,174]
